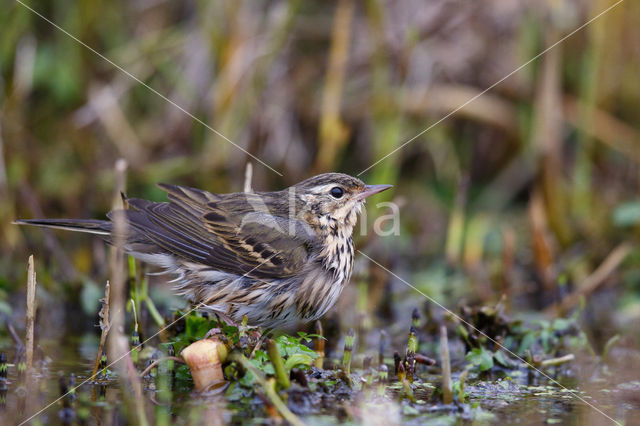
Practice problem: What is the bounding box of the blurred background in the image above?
[1,0,640,366]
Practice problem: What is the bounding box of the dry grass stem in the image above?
[440,326,452,404]
[316,0,354,171]
[538,354,575,367]
[107,159,129,367]
[89,85,145,166]
[243,162,253,193]
[105,159,148,425]
[138,356,184,378]
[545,243,632,315]
[91,281,111,380]
[25,255,37,371]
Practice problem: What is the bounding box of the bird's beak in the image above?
[355,184,392,200]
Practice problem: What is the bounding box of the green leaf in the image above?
[518,333,536,355]
[466,348,494,371]
[297,331,325,342]
[551,318,572,332]
[284,353,313,372]
[275,335,317,359]
[185,315,210,339]
[493,350,510,367]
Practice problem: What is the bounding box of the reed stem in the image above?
[25,255,37,372]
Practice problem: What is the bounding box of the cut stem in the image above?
[342,328,355,376]
[314,321,325,369]
[25,255,37,371]
[538,353,575,367]
[440,326,453,404]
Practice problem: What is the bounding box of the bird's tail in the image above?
[14,218,112,236]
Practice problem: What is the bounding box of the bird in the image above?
[15,173,391,328]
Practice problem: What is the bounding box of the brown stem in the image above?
[545,243,631,315]
[440,326,453,404]
[25,255,37,371]
[138,356,185,378]
[537,354,575,367]
[91,281,111,381]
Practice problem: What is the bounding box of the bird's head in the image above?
[293,173,392,228]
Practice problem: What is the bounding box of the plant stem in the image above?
[91,281,111,381]
[25,255,37,372]
[266,339,290,389]
[138,356,185,378]
[342,328,355,376]
[314,321,325,369]
[538,353,575,367]
[440,326,453,404]
[231,353,303,426]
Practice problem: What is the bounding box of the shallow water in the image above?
[1,290,639,425]
[2,332,634,425]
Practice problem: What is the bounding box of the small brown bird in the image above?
[16,173,391,328]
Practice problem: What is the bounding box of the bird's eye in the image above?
[330,186,344,199]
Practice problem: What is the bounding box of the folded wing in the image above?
[118,185,318,279]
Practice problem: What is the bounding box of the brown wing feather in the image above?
[120,186,318,278]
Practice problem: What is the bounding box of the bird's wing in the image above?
[202,198,320,277]
[119,188,318,279]
[156,183,221,215]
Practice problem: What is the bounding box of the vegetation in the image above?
[1,0,640,423]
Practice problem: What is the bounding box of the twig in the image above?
[138,356,184,378]
[91,281,111,380]
[25,255,37,371]
[415,354,436,366]
[108,159,148,426]
[537,353,575,367]
[545,243,632,315]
